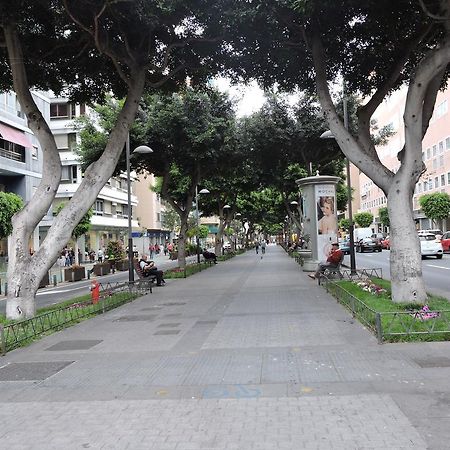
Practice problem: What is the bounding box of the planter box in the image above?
[64,267,86,282]
[115,259,128,271]
[39,271,50,288]
[93,262,110,276]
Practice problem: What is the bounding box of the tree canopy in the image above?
[0,192,24,239]
[419,193,450,222]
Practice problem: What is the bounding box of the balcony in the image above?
[0,146,25,163]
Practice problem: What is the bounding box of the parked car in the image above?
[419,233,443,259]
[441,231,450,252]
[338,238,351,255]
[381,236,390,250]
[418,229,443,240]
[371,232,386,244]
[355,237,382,253]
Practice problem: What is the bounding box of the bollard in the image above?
[53,274,57,287]
[4,282,7,296]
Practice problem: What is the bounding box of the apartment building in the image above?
[134,172,171,245]
[0,91,48,255]
[357,86,450,232]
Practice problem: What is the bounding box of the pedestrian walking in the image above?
[261,240,266,254]
[255,241,260,254]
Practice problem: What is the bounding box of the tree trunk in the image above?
[215,219,226,255]
[388,185,427,304]
[177,217,188,269]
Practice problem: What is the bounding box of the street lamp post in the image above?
[195,187,210,263]
[126,134,153,283]
[319,88,356,273]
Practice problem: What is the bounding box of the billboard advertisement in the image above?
[315,184,338,261]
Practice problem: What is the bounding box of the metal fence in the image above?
[0,280,152,355]
[321,274,450,343]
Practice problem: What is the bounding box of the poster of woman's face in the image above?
[317,195,337,235]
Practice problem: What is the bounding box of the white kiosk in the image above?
[296,175,340,272]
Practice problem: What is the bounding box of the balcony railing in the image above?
[0,147,25,162]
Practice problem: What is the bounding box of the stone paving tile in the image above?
[0,395,426,449]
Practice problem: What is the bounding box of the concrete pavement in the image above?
[0,245,449,449]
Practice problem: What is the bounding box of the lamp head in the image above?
[133,145,153,154]
[320,130,334,139]
[199,188,210,194]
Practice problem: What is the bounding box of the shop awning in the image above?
[0,122,33,148]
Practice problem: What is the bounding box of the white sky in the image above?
[213,78,266,117]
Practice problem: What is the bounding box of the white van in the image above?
[353,227,373,242]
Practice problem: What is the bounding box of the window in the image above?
[424,181,428,192]
[436,99,448,118]
[418,183,422,193]
[446,137,450,150]
[422,152,425,161]
[448,172,450,184]
[157,212,161,222]
[435,177,439,188]
[50,103,68,118]
[432,158,438,169]
[122,204,130,218]
[440,155,444,167]
[433,145,437,156]
[95,200,103,215]
[31,147,38,160]
[61,165,78,183]
[68,133,77,151]
[439,141,444,153]
[70,103,76,117]
[441,174,445,186]
[427,148,431,159]
[429,180,433,190]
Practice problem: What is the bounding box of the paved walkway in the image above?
[0,245,449,449]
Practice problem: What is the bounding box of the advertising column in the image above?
[296,175,340,271]
[315,184,338,262]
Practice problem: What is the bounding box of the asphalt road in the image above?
[344,249,450,299]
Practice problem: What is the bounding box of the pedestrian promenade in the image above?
[0,245,449,449]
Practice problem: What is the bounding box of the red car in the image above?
[381,236,390,250]
[441,231,450,252]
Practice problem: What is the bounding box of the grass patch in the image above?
[328,278,450,342]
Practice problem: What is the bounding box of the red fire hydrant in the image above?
[90,279,100,305]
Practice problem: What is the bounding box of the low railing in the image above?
[321,273,450,343]
[0,281,151,355]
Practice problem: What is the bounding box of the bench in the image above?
[202,251,217,265]
[132,259,156,292]
[317,254,345,285]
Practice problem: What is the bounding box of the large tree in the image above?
[131,87,237,268]
[217,0,450,303]
[0,0,230,318]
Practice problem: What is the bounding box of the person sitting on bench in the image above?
[202,250,217,264]
[139,254,165,286]
[308,242,343,279]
